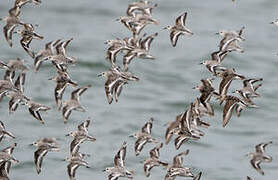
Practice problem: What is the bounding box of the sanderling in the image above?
[216,68,245,97]
[98,65,139,104]
[193,78,215,106]
[164,12,193,47]
[14,23,44,58]
[221,95,247,127]
[235,78,263,98]
[24,100,51,124]
[0,80,20,101]
[0,143,18,178]
[1,143,17,175]
[48,38,77,72]
[129,117,158,156]
[106,39,133,64]
[126,0,157,17]
[165,150,194,180]
[6,73,30,113]
[246,141,273,175]
[123,32,157,71]
[32,141,60,174]
[165,115,181,145]
[66,119,96,156]
[66,145,90,180]
[0,121,15,143]
[217,26,245,52]
[14,0,41,8]
[0,6,24,47]
[62,85,91,123]
[143,143,168,177]
[34,39,61,72]
[0,58,28,83]
[48,71,78,111]
[200,51,228,75]
[103,141,134,180]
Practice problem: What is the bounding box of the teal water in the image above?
[0,0,277,179]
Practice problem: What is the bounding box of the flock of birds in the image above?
[0,0,276,180]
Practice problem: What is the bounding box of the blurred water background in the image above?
[0,0,278,179]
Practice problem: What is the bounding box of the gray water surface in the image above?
[0,0,278,179]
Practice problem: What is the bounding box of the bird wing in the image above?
[34,148,49,174]
[175,12,187,27]
[114,141,127,167]
[141,117,153,134]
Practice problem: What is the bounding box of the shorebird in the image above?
[217,26,245,52]
[165,150,194,180]
[103,141,134,180]
[106,39,133,64]
[0,80,19,102]
[221,95,247,127]
[66,146,90,180]
[246,141,273,175]
[164,12,193,47]
[14,23,44,58]
[1,143,17,175]
[98,65,139,104]
[66,119,96,155]
[24,100,51,124]
[193,78,215,105]
[165,114,182,145]
[200,50,228,75]
[220,37,244,53]
[49,71,78,111]
[0,121,15,143]
[129,117,158,156]
[117,15,158,38]
[235,78,263,99]
[216,68,245,97]
[0,147,19,173]
[62,85,91,123]
[143,143,168,177]
[271,19,278,26]
[193,97,214,118]
[30,137,59,147]
[34,39,61,72]
[6,73,30,113]
[123,32,157,71]
[0,58,29,83]
[32,141,60,174]
[216,26,245,42]
[48,38,77,72]
[14,0,42,7]
[126,0,157,17]
[0,6,24,47]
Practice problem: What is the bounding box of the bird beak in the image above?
[28,143,34,146]
[97,73,102,77]
[115,18,120,21]
[270,22,274,24]
[163,27,167,30]
[199,62,203,65]
[215,32,219,35]
[65,134,70,137]
[128,135,134,138]
[102,169,106,172]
